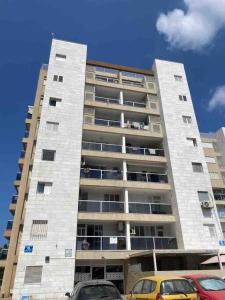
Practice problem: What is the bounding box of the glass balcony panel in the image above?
[12,195,18,204]
[102,170,123,180]
[123,100,146,108]
[95,118,120,127]
[6,221,13,230]
[16,173,21,180]
[151,204,172,214]
[131,237,154,250]
[129,203,150,214]
[102,201,124,213]
[82,142,101,151]
[102,144,122,153]
[78,201,100,212]
[80,168,101,179]
[95,96,120,105]
[76,236,126,250]
[154,237,177,249]
[102,237,126,250]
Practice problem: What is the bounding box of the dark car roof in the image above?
[75,280,115,288]
[184,274,220,280]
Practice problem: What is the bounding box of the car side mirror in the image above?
[65,292,71,297]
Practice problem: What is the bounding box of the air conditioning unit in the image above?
[130,227,136,235]
[201,201,214,209]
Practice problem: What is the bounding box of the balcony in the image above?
[78,200,124,213]
[127,171,168,184]
[95,75,119,84]
[6,220,13,230]
[80,168,123,180]
[95,118,121,127]
[130,236,177,250]
[16,172,21,181]
[126,146,164,156]
[95,95,120,105]
[82,141,122,153]
[11,195,18,204]
[129,202,172,215]
[76,236,126,250]
[24,131,29,138]
[20,150,25,158]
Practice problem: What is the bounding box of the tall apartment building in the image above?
[201,129,225,235]
[1,39,225,299]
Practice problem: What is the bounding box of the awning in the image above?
[201,255,225,265]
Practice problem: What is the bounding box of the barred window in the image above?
[42,149,56,161]
[31,220,48,240]
[192,162,203,173]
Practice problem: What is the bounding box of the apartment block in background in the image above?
[1,39,225,299]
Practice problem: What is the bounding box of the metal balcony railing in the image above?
[95,75,119,84]
[214,194,225,201]
[6,220,13,230]
[122,79,145,88]
[123,100,146,108]
[95,118,121,127]
[76,236,126,250]
[82,141,122,153]
[130,236,177,250]
[126,146,164,156]
[11,195,18,204]
[127,171,168,183]
[16,172,21,181]
[80,168,123,180]
[95,96,120,105]
[129,202,172,215]
[78,200,124,213]
[95,67,118,75]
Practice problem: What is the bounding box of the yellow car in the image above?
[127,275,199,300]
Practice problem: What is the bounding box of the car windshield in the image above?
[198,277,225,291]
[79,284,121,300]
[161,279,195,295]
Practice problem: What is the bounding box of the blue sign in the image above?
[21,296,30,300]
[24,245,33,253]
[219,240,225,246]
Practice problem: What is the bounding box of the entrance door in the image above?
[92,266,105,280]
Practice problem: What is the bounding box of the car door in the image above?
[140,280,157,300]
[128,280,144,300]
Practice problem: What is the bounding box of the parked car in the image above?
[183,274,225,300]
[65,280,123,300]
[127,275,198,300]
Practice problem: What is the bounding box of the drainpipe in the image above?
[153,250,158,273]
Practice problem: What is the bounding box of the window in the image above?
[179,95,187,101]
[187,137,197,147]
[182,115,192,124]
[37,182,52,195]
[205,157,216,164]
[42,149,56,161]
[198,191,210,202]
[55,53,66,61]
[192,162,203,173]
[174,75,183,81]
[142,280,156,293]
[106,265,123,273]
[40,95,44,106]
[53,75,63,82]
[104,194,120,201]
[49,97,62,106]
[133,280,143,294]
[46,121,59,131]
[31,220,48,240]
[24,266,43,284]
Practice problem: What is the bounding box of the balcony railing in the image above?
[80,168,123,180]
[127,171,168,183]
[24,131,29,138]
[76,236,126,250]
[6,220,13,230]
[95,118,121,127]
[122,79,145,88]
[130,236,177,250]
[11,195,18,204]
[16,172,21,181]
[123,100,146,108]
[129,202,172,215]
[20,150,25,158]
[82,141,122,153]
[95,96,120,105]
[95,75,119,84]
[219,212,225,218]
[78,200,124,213]
[214,194,225,201]
[26,113,32,119]
[126,146,164,156]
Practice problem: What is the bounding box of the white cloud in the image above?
[156,0,225,51]
[208,86,225,111]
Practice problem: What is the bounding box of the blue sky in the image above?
[1,0,225,245]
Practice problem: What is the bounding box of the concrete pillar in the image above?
[123,160,127,181]
[121,112,125,128]
[126,221,131,251]
[153,251,158,272]
[122,136,126,154]
[120,90,123,105]
[124,189,129,213]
